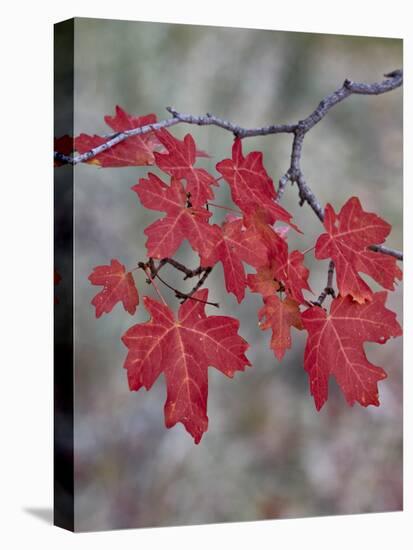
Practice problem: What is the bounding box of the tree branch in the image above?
[54,70,402,166]
[56,70,403,262]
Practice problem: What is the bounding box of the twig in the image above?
[155,257,206,279]
[139,258,218,307]
[277,171,291,200]
[313,261,336,307]
[155,270,218,308]
[182,267,213,303]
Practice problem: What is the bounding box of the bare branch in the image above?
[54,70,402,166]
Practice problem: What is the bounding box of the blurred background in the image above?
[69,18,402,531]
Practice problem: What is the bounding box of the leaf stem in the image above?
[301,245,316,255]
[143,265,167,306]
[207,202,242,215]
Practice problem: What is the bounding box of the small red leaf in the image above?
[154,129,217,207]
[301,291,402,410]
[89,259,139,318]
[216,138,296,226]
[122,289,251,443]
[273,250,312,304]
[248,251,311,304]
[247,264,281,298]
[258,295,303,360]
[315,197,402,303]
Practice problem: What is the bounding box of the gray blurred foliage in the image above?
[69,18,402,531]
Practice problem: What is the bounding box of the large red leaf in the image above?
[201,217,268,302]
[122,289,251,443]
[301,291,402,411]
[132,174,219,259]
[75,106,164,167]
[258,295,303,360]
[216,138,295,226]
[89,259,139,318]
[154,129,217,207]
[315,197,402,303]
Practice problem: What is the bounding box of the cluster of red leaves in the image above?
[61,107,402,444]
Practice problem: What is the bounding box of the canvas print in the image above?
[54,18,403,532]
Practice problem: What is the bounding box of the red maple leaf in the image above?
[122,289,251,443]
[247,264,281,298]
[75,106,164,167]
[242,207,289,259]
[315,197,402,303]
[248,250,311,305]
[216,138,295,226]
[258,295,303,360]
[301,291,402,411]
[154,128,217,207]
[200,217,268,302]
[88,259,139,318]
[273,250,312,304]
[132,174,219,260]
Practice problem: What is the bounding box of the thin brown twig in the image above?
[139,258,218,307]
[154,271,218,308]
[154,257,206,279]
[181,267,213,303]
[312,261,336,307]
